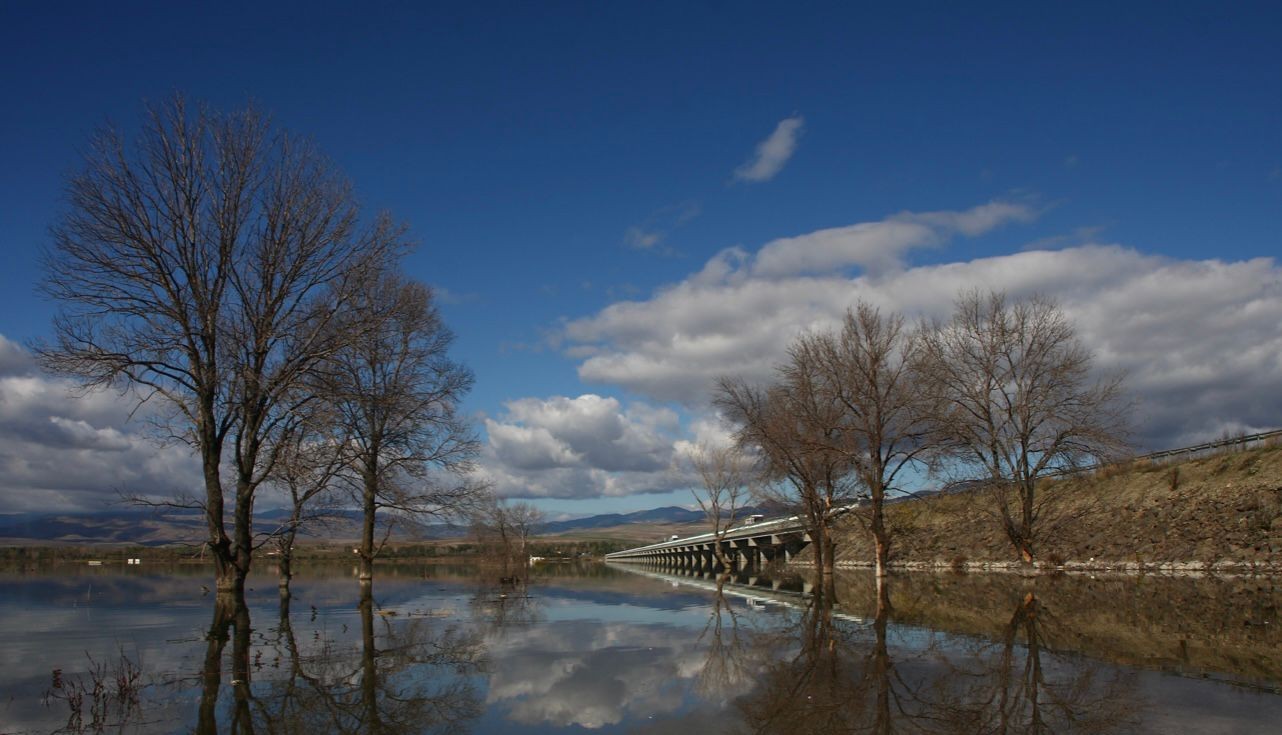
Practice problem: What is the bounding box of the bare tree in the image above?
[685,442,751,569]
[39,96,394,596]
[470,497,543,578]
[469,496,510,574]
[717,361,852,577]
[800,303,933,582]
[916,291,1129,565]
[319,271,481,585]
[264,408,347,593]
[504,501,544,570]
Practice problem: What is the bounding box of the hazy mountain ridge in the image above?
[0,505,743,546]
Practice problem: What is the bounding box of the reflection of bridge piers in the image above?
[606,509,844,575]
[605,562,839,616]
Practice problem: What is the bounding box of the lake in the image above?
[1,561,1280,733]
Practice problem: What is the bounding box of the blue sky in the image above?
[1,1,1280,517]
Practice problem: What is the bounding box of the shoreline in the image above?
[821,558,1282,579]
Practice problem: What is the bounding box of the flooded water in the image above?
[1,561,1280,734]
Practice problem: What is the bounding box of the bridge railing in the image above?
[604,505,858,558]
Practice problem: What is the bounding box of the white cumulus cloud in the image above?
[733,115,804,183]
[478,394,695,499]
[0,337,202,512]
[561,207,1282,452]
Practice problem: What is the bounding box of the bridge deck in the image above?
[604,504,858,570]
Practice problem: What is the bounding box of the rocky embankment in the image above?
[831,444,1282,574]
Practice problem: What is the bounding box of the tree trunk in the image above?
[871,504,890,579]
[518,534,529,582]
[278,526,296,593]
[812,519,835,577]
[230,479,254,592]
[360,470,377,582]
[1020,481,1036,566]
[202,424,237,594]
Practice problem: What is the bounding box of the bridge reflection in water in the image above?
[606,560,819,599]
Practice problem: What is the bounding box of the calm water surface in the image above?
[1,561,1280,733]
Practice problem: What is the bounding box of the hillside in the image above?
[0,505,723,548]
[830,444,1282,572]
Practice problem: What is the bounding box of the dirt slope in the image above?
[831,444,1282,572]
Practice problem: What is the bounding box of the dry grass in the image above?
[832,445,1282,567]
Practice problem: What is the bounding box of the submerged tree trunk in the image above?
[359,587,382,732]
[229,601,254,732]
[871,578,893,734]
[196,606,231,735]
[197,594,251,735]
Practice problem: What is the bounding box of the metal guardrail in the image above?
[1049,427,1282,478]
[1132,428,1282,463]
[944,428,1282,488]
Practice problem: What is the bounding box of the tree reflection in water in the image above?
[731,575,1142,734]
[195,597,253,735]
[916,590,1141,734]
[695,574,761,703]
[737,575,901,734]
[469,579,543,638]
[195,588,487,734]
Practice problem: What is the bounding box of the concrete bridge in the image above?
[604,505,856,573]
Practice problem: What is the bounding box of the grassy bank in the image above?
[829,444,1282,573]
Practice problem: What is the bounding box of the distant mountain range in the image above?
[538,505,706,534]
[0,505,759,546]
